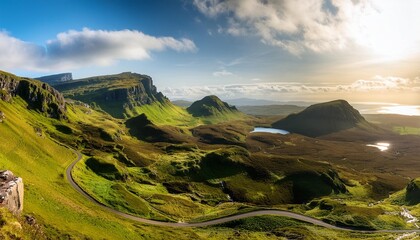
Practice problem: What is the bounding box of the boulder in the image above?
[0,170,24,215]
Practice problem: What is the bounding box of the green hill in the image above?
[187,95,239,117]
[272,100,373,137]
[125,113,189,143]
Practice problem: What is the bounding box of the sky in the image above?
[0,0,419,104]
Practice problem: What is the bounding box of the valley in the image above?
[1,71,420,239]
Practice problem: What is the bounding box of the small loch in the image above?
[251,127,289,135]
[366,142,390,151]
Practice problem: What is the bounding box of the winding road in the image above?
[66,148,420,233]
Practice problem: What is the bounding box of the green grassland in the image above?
[0,97,211,239]
[365,114,420,136]
[3,72,420,239]
[62,99,420,236]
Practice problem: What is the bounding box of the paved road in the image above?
[66,148,420,233]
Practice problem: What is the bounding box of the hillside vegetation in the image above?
[2,69,420,239]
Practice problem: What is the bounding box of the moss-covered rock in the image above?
[405,179,420,205]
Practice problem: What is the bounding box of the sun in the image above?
[352,1,419,60]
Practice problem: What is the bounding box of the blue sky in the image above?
[0,0,419,104]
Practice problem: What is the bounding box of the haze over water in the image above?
[357,103,420,116]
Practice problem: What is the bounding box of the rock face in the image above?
[187,95,238,117]
[0,111,5,123]
[36,73,73,86]
[0,170,24,215]
[272,100,369,137]
[406,179,420,205]
[0,71,66,119]
[55,72,168,118]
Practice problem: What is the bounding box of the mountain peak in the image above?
[272,99,370,137]
[187,95,238,117]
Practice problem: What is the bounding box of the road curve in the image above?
[66,148,420,233]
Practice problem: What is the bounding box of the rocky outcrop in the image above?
[406,179,420,205]
[0,71,66,119]
[0,111,5,123]
[36,73,73,85]
[55,72,168,118]
[101,77,168,108]
[187,95,238,117]
[0,170,24,215]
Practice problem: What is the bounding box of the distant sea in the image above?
[354,103,420,116]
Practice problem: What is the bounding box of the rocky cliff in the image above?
[0,71,66,119]
[36,73,73,85]
[0,170,24,215]
[55,72,168,118]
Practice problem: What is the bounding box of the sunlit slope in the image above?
[0,97,200,239]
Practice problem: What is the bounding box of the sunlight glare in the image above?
[352,1,420,60]
[378,105,420,116]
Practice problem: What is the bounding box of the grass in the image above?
[0,96,207,239]
[196,215,405,239]
[0,207,37,239]
[128,101,200,126]
[394,126,420,135]
[6,72,420,239]
[4,73,420,238]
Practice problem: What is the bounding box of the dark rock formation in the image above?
[272,100,370,137]
[187,95,238,117]
[36,73,73,85]
[0,71,66,119]
[0,170,24,215]
[406,179,420,205]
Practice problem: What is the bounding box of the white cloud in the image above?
[349,76,413,91]
[213,69,234,77]
[0,32,45,70]
[0,28,197,71]
[193,0,420,56]
[164,75,420,99]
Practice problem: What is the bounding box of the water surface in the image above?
[366,142,390,151]
[252,127,289,135]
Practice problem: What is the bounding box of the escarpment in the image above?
[0,71,66,119]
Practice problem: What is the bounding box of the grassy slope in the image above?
[127,101,200,126]
[365,114,420,136]
[0,97,202,239]
[127,101,247,127]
